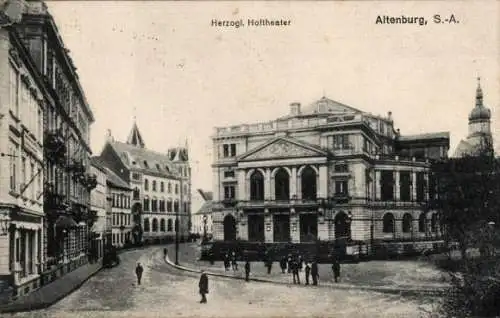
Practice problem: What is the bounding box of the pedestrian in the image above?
[163,248,168,259]
[305,262,311,285]
[280,256,287,273]
[135,262,144,285]
[231,251,238,271]
[311,261,319,286]
[332,258,341,283]
[244,260,251,282]
[292,259,300,284]
[287,254,292,273]
[198,270,209,303]
[265,259,273,274]
[224,253,230,271]
[298,255,303,272]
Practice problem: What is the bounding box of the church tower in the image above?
[126,120,146,148]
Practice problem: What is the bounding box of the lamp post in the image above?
[203,215,207,242]
[175,178,182,265]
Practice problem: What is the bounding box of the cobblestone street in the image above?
[6,245,439,317]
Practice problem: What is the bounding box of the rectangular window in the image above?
[333,134,350,149]
[132,173,140,180]
[224,186,235,199]
[230,144,236,157]
[399,171,411,201]
[416,172,425,202]
[223,144,229,158]
[334,164,348,172]
[224,170,235,178]
[167,200,172,212]
[380,170,394,201]
[335,181,348,195]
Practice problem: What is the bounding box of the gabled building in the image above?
[89,157,107,261]
[99,122,191,244]
[191,190,213,239]
[211,96,449,249]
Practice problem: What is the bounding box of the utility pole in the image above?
[175,176,182,265]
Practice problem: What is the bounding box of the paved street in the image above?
[6,245,439,317]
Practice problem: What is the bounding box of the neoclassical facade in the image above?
[211,97,450,245]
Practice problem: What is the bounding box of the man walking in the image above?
[135,262,144,285]
[280,256,287,273]
[332,258,341,283]
[265,259,273,274]
[305,262,311,285]
[199,270,209,303]
[244,260,251,282]
[292,259,300,284]
[311,261,319,286]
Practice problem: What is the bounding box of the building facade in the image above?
[104,167,132,248]
[0,25,45,297]
[99,122,191,244]
[191,189,213,239]
[211,97,450,247]
[15,0,96,284]
[89,157,107,260]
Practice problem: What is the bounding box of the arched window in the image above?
[151,197,158,212]
[133,187,140,200]
[144,179,149,191]
[402,213,412,233]
[274,168,290,200]
[152,180,157,191]
[152,218,158,232]
[143,196,150,212]
[160,219,166,232]
[418,213,426,232]
[168,182,172,193]
[250,170,264,201]
[167,199,173,212]
[167,219,173,231]
[159,199,165,212]
[144,218,150,232]
[301,166,317,200]
[431,214,438,232]
[174,200,179,212]
[383,213,395,233]
[174,219,179,232]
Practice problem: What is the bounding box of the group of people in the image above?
[223,251,239,271]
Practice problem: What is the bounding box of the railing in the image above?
[369,200,426,208]
[44,129,66,163]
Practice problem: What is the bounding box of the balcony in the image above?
[68,159,86,177]
[221,199,238,208]
[369,200,425,209]
[329,194,351,204]
[237,199,322,209]
[83,173,98,190]
[43,182,68,216]
[44,129,66,164]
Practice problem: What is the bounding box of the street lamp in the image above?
[203,215,207,242]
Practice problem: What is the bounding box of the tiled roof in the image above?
[399,132,450,141]
[197,189,213,201]
[194,200,212,215]
[104,166,131,190]
[109,141,179,178]
[90,156,107,172]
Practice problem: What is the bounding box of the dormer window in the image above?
[143,160,149,168]
[165,165,170,172]
[156,163,161,170]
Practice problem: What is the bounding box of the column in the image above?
[33,230,38,274]
[318,166,328,199]
[264,169,271,200]
[424,173,429,201]
[237,170,246,201]
[264,210,273,242]
[270,173,275,201]
[411,171,417,200]
[375,170,381,200]
[24,230,29,276]
[13,229,20,285]
[290,214,300,243]
[394,170,400,200]
[290,167,297,199]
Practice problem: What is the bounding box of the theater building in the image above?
[211,97,449,247]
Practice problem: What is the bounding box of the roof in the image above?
[398,132,450,141]
[90,156,107,172]
[109,141,179,178]
[301,96,363,115]
[197,189,213,201]
[194,200,213,215]
[104,166,131,190]
[126,121,146,148]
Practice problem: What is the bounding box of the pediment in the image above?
[239,138,327,161]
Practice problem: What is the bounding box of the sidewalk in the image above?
[166,244,450,297]
[0,261,102,314]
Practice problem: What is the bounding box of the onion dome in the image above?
[469,77,491,121]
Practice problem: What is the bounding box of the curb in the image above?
[164,256,447,297]
[0,263,103,314]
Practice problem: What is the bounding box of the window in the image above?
[184,184,188,194]
[132,173,140,180]
[333,134,350,149]
[224,185,235,199]
[167,219,173,232]
[152,180,157,191]
[156,163,161,171]
[224,170,235,178]
[143,197,150,212]
[431,214,438,232]
[174,200,179,212]
[334,164,348,172]
[9,144,16,191]
[151,197,158,212]
[160,219,166,232]
[168,182,172,193]
[143,160,149,168]
[383,213,395,233]
[159,199,165,212]
[9,63,19,117]
[144,179,149,191]
[416,172,425,202]
[230,144,236,156]
[402,213,412,233]
[160,182,164,192]
[418,213,426,233]
[152,219,158,232]
[380,171,394,201]
[133,187,140,200]
[175,184,179,194]
[335,181,348,195]
[21,156,26,191]
[223,144,229,157]
[399,171,411,201]
[167,199,172,212]
[144,218,150,232]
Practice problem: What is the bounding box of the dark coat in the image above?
[311,262,318,276]
[245,262,251,272]
[332,262,340,276]
[199,273,209,294]
[135,265,143,277]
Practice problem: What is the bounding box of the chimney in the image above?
[387,111,392,120]
[106,129,114,143]
[290,102,301,116]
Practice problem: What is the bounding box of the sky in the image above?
[46,1,499,212]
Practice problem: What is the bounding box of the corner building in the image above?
[211,97,449,247]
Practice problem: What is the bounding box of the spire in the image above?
[476,76,483,107]
[126,121,146,148]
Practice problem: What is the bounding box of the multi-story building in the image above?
[99,122,191,244]
[0,23,46,298]
[191,189,213,239]
[454,78,493,157]
[15,0,96,276]
[89,157,107,260]
[103,166,132,248]
[211,96,449,248]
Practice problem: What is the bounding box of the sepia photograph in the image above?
[0,0,499,317]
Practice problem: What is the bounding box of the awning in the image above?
[55,215,78,229]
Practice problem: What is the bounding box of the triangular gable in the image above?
[239,137,328,161]
[308,96,363,115]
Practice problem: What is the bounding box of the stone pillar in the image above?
[264,210,273,242]
[411,171,417,200]
[318,166,328,199]
[290,167,297,199]
[270,174,275,200]
[290,212,300,243]
[212,168,220,201]
[237,170,246,201]
[24,231,29,275]
[375,170,381,200]
[264,169,271,200]
[394,170,400,200]
[33,230,38,274]
[424,173,429,201]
